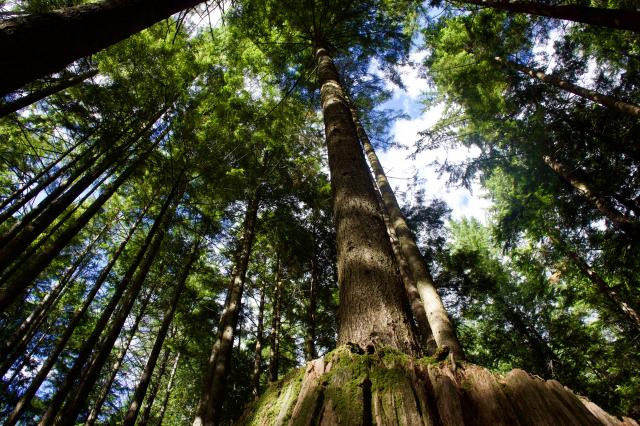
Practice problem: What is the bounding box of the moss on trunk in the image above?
[239,345,638,426]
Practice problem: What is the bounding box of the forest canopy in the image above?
[0,0,639,424]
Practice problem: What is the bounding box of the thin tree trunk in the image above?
[549,232,640,332]
[83,284,157,426]
[0,220,110,377]
[122,239,200,425]
[137,347,171,426]
[193,190,260,426]
[52,182,182,426]
[347,96,463,358]
[460,0,640,33]
[252,283,265,399]
[495,56,640,118]
[379,197,437,355]
[0,69,98,117]
[304,236,318,362]
[37,185,179,426]
[156,352,180,426]
[0,0,205,96]
[542,155,638,234]
[268,255,282,383]
[0,140,159,311]
[2,205,149,425]
[314,43,418,355]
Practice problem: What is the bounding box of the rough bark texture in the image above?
[497,57,640,119]
[0,69,98,117]
[461,0,640,33]
[242,345,640,426]
[349,100,462,359]
[0,0,204,96]
[316,45,418,356]
[193,190,261,426]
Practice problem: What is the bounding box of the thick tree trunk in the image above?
[83,286,157,426]
[0,69,98,117]
[137,348,172,426]
[52,183,181,426]
[3,205,148,425]
[460,0,640,33]
[347,98,462,358]
[244,346,639,426]
[37,184,179,426]
[252,284,265,399]
[122,239,200,425]
[193,190,261,426]
[0,140,158,311]
[542,155,638,235]
[0,0,204,96]
[315,44,418,355]
[549,232,640,332]
[156,352,181,426]
[269,255,282,383]
[496,56,640,119]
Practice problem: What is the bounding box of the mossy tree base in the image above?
[239,345,638,425]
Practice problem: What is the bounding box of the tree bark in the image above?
[0,69,98,117]
[347,97,463,358]
[315,44,418,355]
[542,155,638,235]
[460,0,640,33]
[122,239,200,425]
[0,139,158,311]
[252,284,265,399]
[155,352,180,426]
[52,182,182,426]
[269,255,282,383]
[0,0,205,96]
[193,189,261,426]
[495,56,640,119]
[37,184,179,426]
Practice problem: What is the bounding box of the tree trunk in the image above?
[0,69,98,117]
[193,189,261,426]
[542,155,638,235]
[0,0,205,96]
[37,184,179,426]
[1,204,148,425]
[305,240,318,362]
[314,43,418,355]
[269,255,282,383]
[122,239,200,425]
[0,219,110,377]
[252,284,265,399]
[0,139,158,311]
[347,97,462,358]
[83,281,157,426]
[549,232,640,332]
[380,198,437,355]
[495,56,640,119]
[52,183,182,426]
[460,0,640,33]
[156,352,181,426]
[137,348,172,426]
